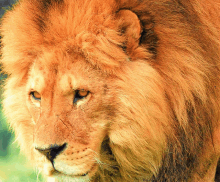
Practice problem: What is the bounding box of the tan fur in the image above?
[1,0,220,181]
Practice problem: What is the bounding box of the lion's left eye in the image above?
[74,90,89,104]
[30,91,41,101]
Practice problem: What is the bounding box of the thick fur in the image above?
[1,0,220,181]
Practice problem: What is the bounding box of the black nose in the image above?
[35,143,67,162]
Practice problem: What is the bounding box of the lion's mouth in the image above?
[53,170,88,177]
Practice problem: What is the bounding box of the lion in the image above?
[1,0,220,181]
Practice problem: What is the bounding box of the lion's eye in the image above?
[30,91,41,101]
[74,90,89,104]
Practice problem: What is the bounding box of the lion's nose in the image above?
[35,143,67,162]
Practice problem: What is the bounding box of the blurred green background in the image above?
[0,1,43,181]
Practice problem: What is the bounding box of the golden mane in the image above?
[1,0,220,181]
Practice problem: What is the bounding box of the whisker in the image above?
[36,167,42,182]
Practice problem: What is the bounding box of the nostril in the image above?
[35,143,67,162]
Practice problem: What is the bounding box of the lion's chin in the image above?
[47,175,90,182]
[43,162,97,182]
[47,170,92,182]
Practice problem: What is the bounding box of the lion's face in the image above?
[24,49,167,181]
[26,53,111,179]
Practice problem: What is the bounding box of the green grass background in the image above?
[0,104,44,182]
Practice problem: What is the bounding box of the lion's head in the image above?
[1,0,220,181]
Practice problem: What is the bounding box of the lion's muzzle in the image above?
[35,143,98,179]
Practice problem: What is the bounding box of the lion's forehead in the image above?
[29,68,81,94]
[28,59,103,95]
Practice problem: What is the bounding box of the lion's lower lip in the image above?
[53,163,97,177]
[53,170,88,177]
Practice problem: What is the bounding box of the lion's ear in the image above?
[116,10,142,53]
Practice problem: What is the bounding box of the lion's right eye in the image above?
[74,90,89,104]
[30,91,41,101]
